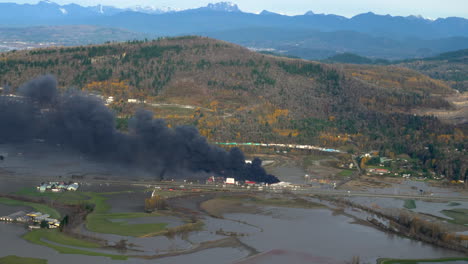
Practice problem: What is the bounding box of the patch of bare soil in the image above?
[306,160,342,179]
[413,92,468,125]
[200,199,259,218]
[339,176,393,191]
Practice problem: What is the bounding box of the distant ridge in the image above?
[0,1,466,39]
[0,1,467,59]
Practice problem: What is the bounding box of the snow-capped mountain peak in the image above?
[128,5,178,14]
[205,2,240,12]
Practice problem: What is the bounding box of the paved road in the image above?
[88,178,468,202]
[1,173,467,202]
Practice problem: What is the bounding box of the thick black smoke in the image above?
[0,75,279,183]
[18,75,58,105]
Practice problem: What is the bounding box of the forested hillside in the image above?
[324,49,468,93]
[397,49,468,93]
[0,37,465,180]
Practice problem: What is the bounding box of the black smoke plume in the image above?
[0,75,279,183]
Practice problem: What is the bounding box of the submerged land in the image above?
[0,144,467,264]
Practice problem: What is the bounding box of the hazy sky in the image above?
[2,0,467,18]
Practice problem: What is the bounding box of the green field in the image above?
[86,212,168,237]
[403,199,417,209]
[25,229,101,249]
[378,257,468,264]
[14,188,90,204]
[22,230,127,260]
[441,209,468,225]
[0,197,60,219]
[85,193,169,237]
[0,256,47,264]
[338,169,354,177]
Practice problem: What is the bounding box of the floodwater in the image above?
[364,179,464,198]
[77,222,193,254]
[0,203,32,216]
[225,207,465,264]
[105,192,150,213]
[109,216,183,227]
[0,146,465,263]
[0,223,114,264]
[347,196,468,220]
[0,203,465,264]
[0,178,37,193]
[0,222,248,264]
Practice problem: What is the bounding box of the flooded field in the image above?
[104,191,149,213]
[343,176,466,198]
[0,146,466,264]
[0,203,32,216]
[347,196,468,219]
[1,195,464,264]
[225,207,464,263]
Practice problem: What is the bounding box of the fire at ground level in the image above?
[0,143,467,264]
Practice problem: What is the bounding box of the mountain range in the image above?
[0,1,467,59]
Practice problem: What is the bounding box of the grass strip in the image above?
[403,199,416,209]
[26,229,100,248]
[0,197,60,219]
[338,169,354,177]
[23,230,127,260]
[85,193,169,237]
[86,213,167,236]
[0,255,47,264]
[142,220,204,238]
[442,209,468,225]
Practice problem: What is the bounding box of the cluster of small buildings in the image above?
[270,181,302,190]
[0,211,29,223]
[0,211,60,229]
[105,96,114,105]
[206,176,261,187]
[94,94,147,106]
[367,168,390,175]
[127,98,145,104]
[37,182,79,193]
[206,176,227,185]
